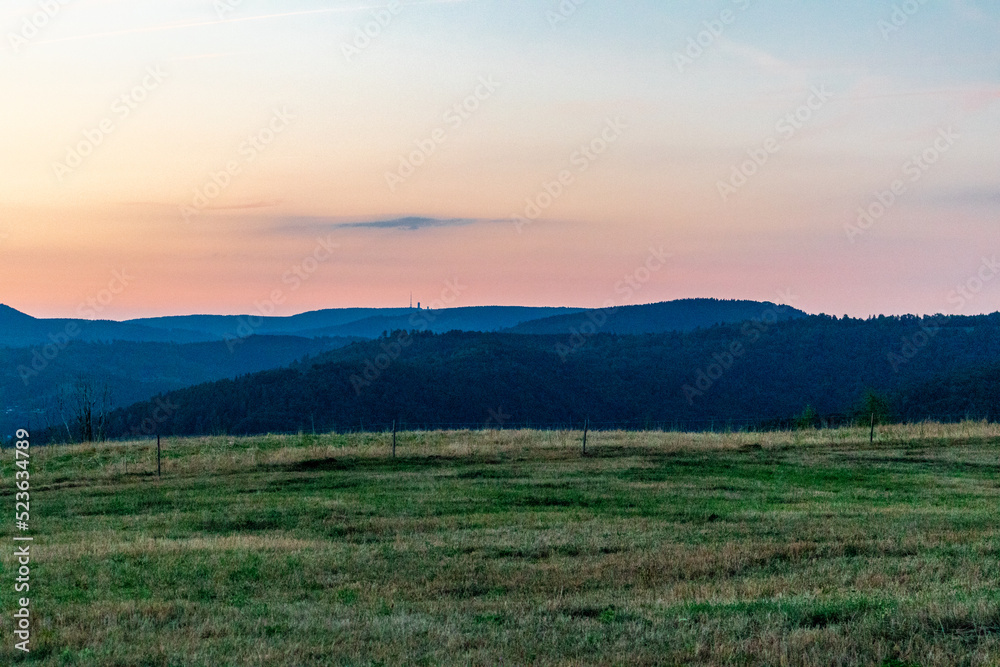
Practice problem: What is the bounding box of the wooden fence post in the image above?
[157,434,161,477]
[582,418,589,456]
[869,413,875,445]
[392,420,397,459]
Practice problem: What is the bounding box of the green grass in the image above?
[3,424,1000,665]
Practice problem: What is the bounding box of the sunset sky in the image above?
[2,0,999,319]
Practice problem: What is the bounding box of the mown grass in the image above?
[2,423,1000,665]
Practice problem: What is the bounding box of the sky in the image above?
[1,0,998,319]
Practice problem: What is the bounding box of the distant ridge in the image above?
[0,304,36,324]
[0,300,805,348]
[0,308,217,348]
[505,299,806,335]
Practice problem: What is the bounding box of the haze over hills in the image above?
[0,299,798,347]
[0,304,217,347]
[321,306,588,338]
[126,309,417,339]
[0,304,586,347]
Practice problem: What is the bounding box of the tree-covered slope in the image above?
[504,299,806,335]
[2,335,356,436]
[96,313,1000,439]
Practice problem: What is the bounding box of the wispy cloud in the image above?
[261,216,503,234]
[337,216,484,230]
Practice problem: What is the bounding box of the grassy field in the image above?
[3,423,1000,666]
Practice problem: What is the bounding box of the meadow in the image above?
[3,423,1000,666]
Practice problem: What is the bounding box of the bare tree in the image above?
[57,378,112,443]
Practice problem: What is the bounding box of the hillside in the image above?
[98,313,1000,438]
[0,305,217,347]
[124,308,415,339]
[504,299,806,335]
[896,364,1000,420]
[318,306,587,337]
[1,300,790,347]
[0,304,583,346]
[2,335,355,437]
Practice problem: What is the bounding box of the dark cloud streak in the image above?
[338,217,478,230]
[271,216,504,234]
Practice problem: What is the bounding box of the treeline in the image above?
[81,312,1000,440]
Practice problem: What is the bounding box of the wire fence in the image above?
[76,410,1000,445]
[15,409,1000,448]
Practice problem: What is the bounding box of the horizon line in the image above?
[4,300,996,324]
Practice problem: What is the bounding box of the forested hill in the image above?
[1,300,797,347]
[504,299,805,335]
[0,303,583,346]
[3,336,356,437]
[96,313,1000,439]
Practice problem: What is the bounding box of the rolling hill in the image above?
[0,304,583,346]
[504,299,806,335]
[96,312,1000,439]
[1,300,801,348]
[1,335,356,437]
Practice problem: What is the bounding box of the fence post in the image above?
[392,420,397,459]
[869,413,875,445]
[582,418,589,456]
[157,434,161,478]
